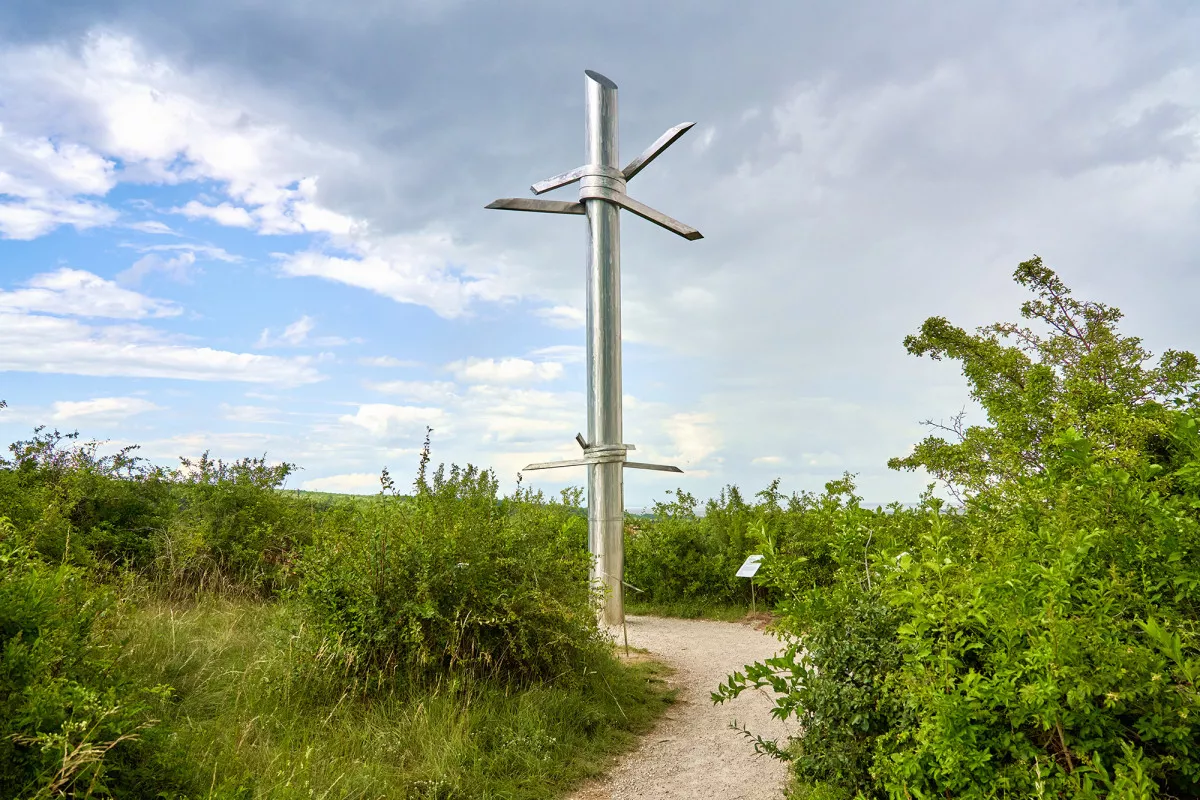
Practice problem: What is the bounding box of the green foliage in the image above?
[624,488,744,607]
[0,426,327,595]
[715,260,1200,798]
[0,517,189,799]
[296,455,603,688]
[890,255,1200,500]
[871,457,1200,798]
[714,490,928,797]
[626,475,924,617]
[0,428,174,571]
[0,411,674,798]
[116,595,674,800]
[162,451,314,594]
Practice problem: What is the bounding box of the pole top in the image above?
[584,69,618,90]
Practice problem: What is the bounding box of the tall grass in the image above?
[117,593,674,800]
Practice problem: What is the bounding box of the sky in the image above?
[0,1,1197,507]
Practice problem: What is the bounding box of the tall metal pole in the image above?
[487,70,702,628]
[584,71,625,626]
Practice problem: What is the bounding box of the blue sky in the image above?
[1,1,1198,505]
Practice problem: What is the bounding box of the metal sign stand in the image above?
[736,555,764,615]
[488,70,702,627]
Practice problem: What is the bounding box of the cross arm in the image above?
[622,122,695,181]
[582,186,702,240]
[625,462,684,473]
[529,165,589,195]
[485,198,586,214]
[521,435,683,473]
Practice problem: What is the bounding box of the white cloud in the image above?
[0,197,118,240]
[336,385,581,457]
[277,228,515,319]
[0,31,541,321]
[281,316,315,345]
[256,315,352,348]
[661,412,722,466]
[258,315,314,347]
[536,305,585,329]
[752,455,785,466]
[219,404,281,423]
[0,124,120,239]
[0,92,103,240]
[0,127,116,197]
[125,220,176,235]
[359,355,422,368]
[118,251,197,284]
[0,268,181,319]
[799,451,845,468]
[446,357,563,384]
[172,200,255,228]
[122,242,240,262]
[527,345,586,364]
[0,32,366,244]
[458,385,580,445]
[131,431,279,463]
[338,403,446,437]
[692,126,717,153]
[0,311,322,385]
[366,380,457,403]
[300,472,382,494]
[50,396,161,422]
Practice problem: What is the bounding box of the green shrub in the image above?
[0,425,325,595]
[0,428,173,571]
[714,482,929,796]
[625,489,739,606]
[161,452,315,595]
[715,261,1200,798]
[0,517,189,799]
[296,459,603,690]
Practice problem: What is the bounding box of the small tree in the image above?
[888,256,1199,499]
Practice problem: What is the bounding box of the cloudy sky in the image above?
[1,1,1197,505]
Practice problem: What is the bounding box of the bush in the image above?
[625,489,741,607]
[0,428,174,571]
[296,458,603,690]
[0,517,189,799]
[715,261,1200,798]
[0,426,324,595]
[161,452,315,595]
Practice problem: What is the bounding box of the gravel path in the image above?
[571,615,793,800]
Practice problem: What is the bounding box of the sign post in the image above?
[736,554,764,614]
[487,70,702,627]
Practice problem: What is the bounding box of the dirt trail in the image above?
[571,615,792,800]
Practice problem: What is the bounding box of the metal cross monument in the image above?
[487,70,702,627]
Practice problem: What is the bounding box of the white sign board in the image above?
[736,554,764,578]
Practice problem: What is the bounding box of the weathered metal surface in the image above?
[485,197,585,214]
